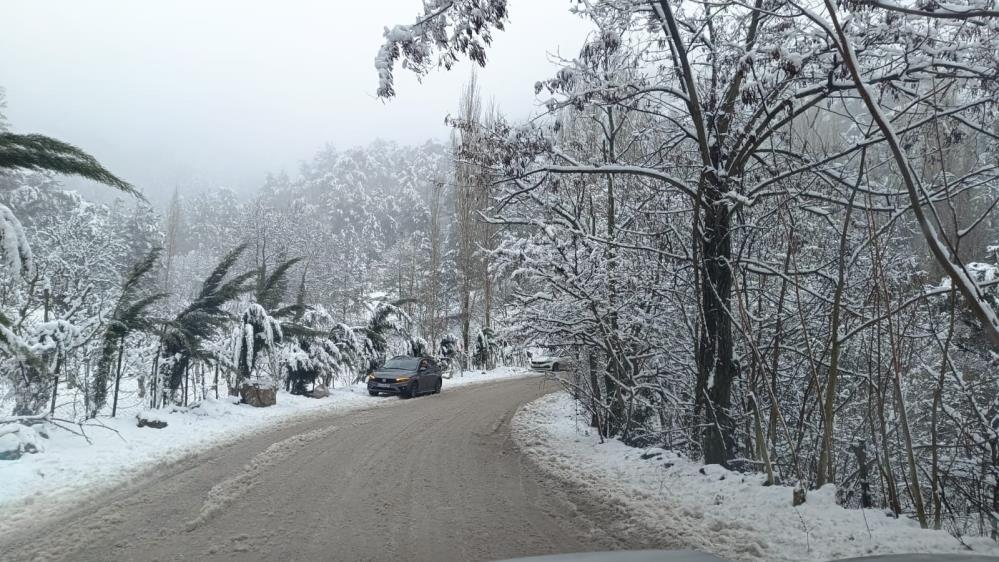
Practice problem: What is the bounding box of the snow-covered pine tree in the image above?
[156,243,255,407]
[409,336,428,358]
[231,303,283,405]
[472,327,496,370]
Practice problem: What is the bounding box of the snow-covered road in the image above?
[0,376,647,562]
[0,366,534,537]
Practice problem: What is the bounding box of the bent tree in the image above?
[0,90,142,418]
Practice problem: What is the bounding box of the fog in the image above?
[0,0,591,204]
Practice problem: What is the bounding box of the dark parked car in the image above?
[367,355,443,398]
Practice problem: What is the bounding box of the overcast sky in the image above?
[0,1,591,204]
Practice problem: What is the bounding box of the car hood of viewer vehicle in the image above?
[495,551,999,562]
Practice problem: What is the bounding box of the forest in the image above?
[1,0,998,549]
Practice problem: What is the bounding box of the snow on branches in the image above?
[232,303,283,390]
[0,203,32,283]
[376,0,508,98]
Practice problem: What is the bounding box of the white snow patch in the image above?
[513,392,999,562]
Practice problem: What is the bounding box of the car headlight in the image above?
[395,377,410,382]
[367,374,375,380]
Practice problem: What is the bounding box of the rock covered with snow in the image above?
[309,384,330,399]
[0,423,43,460]
[239,384,277,408]
[136,411,168,429]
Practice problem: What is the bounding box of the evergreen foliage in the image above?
[472,327,495,370]
[91,248,167,417]
[0,133,137,197]
[158,243,255,403]
[232,303,283,389]
[409,336,428,357]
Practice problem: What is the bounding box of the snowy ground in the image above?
[513,391,999,562]
[0,366,533,538]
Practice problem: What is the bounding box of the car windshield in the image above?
[381,358,420,371]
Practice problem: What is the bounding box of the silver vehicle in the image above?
[530,354,574,372]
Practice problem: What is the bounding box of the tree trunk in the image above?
[49,357,62,415]
[850,439,873,508]
[111,339,125,418]
[150,341,162,409]
[461,283,470,367]
[695,177,737,466]
[818,190,858,486]
[892,368,928,527]
[483,272,492,330]
[750,393,775,485]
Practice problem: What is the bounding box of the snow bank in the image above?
[0,366,533,537]
[513,392,999,562]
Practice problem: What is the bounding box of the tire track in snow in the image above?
[184,423,342,531]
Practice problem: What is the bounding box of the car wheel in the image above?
[552,362,560,372]
[433,379,442,394]
[368,391,379,397]
[409,382,419,398]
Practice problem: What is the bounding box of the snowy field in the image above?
[0,366,534,538]
[513,391,999,562]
